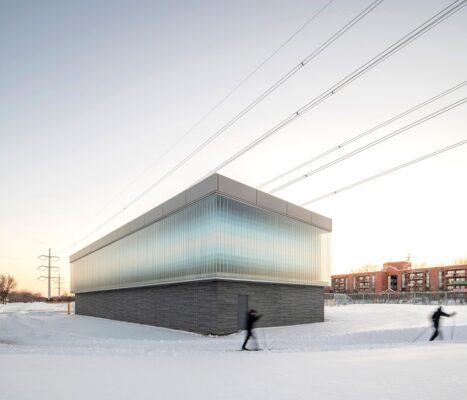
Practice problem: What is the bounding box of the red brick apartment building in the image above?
[330,262,467,294]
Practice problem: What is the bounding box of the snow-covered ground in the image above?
[1,303,466,399]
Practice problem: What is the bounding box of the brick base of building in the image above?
[75,280,324,334]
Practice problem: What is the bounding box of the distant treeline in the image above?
[8,290,74,303]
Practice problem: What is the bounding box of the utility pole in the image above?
[37,248,60,300]
[54,274,65,297]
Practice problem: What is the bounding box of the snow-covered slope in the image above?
[1,303,466,400]
[1,303,466,353]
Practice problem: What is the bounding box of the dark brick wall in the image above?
[75,281,217,333]
[75,280,324,334]
[215,281,323,334]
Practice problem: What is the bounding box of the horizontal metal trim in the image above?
[72,276,327,294]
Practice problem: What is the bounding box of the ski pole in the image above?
[262,329,269,351]
[412,327,428,343]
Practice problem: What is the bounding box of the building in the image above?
[329,262,467,294]
[70,174,332,334]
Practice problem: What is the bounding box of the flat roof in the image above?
[70,173,332,262]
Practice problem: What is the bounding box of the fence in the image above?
[325,291,467,306]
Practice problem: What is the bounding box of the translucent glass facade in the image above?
[71,194,331,293]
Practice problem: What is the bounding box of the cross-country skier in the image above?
[430,306,456,341]
[241,309,261,350]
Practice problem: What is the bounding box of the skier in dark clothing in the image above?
[241,309,261,350]
[430,306,456,341]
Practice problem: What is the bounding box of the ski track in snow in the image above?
[1,303,467,400]
[1,303,466,356]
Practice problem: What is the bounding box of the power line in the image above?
[301,139,467,205]
[114,0,383,207]
[258,80,467,190]
[59,0,384,255]
[197,0,467,183]
[269,97,466,193]
[56,0,336,253]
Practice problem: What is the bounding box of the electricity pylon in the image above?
[37,248,60,300]
[53,273,65,297]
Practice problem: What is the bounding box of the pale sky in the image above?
[1,0,466,295]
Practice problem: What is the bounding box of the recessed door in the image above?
[237,295,248,330]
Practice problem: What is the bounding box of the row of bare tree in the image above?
[0,274,73,303]
[0,274,17,304]
[8,290,45,303]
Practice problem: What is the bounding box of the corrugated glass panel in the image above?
[71,194,331,293]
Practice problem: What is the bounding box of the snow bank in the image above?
[1,303,466,400]
[1,303,466,354]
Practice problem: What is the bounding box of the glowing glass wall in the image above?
[71,194,331,293]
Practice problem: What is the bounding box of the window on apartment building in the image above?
[401,273,406,289]
[426,272,430,289]
[438,270,443,290]
[371,275,375,290]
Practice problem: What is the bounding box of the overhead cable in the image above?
[60,0,338,248]
[126,0,383,201]
[59,0,383,255]
[56,0,338,255]
[301,139,467,205]
[258,80,467,190]
[269,97,466,193]
[197,0,467,183]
